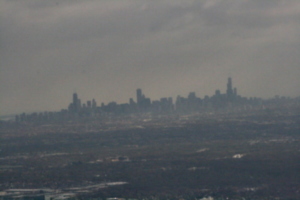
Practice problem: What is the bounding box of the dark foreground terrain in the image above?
[0,110,300,199]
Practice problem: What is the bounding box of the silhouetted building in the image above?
[136,89,142,105]
[87,100,91,108]
[70,93,81,113]
[92,99,97,109]
[73,93,78,108]
[233,88,237,96]
[136,89,151,111]
[226,77,233,98]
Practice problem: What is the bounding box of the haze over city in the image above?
[1,0,300,115]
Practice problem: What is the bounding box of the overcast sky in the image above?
[1,0,300,115]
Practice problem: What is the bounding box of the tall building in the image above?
[72,93,78,112]
[92,99,97,109]
[136,88,142,105]
[87,100,92,108]
[136,88,151,111]
[73,93,78,107]
[233,88,237,96]
[226,77,233,98]
[71,93,81,112]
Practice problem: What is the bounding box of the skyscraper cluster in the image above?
[15,78,273,123]
[68,93,97,114]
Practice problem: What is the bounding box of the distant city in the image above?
[14,78,299,123]
[2,78,300,200]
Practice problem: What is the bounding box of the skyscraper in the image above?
[226,77,233,98]
[92,99,97,109]
[72,93,81,112]
[72,93,78,112]
[233,88,237,96]
[136,88,142,105]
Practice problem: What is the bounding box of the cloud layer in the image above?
[1,0,300,115]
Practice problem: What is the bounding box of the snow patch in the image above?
[196,148,209,153]
[233,154,245,159]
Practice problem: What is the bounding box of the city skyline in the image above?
[14,77,237,116]
[1,1,300,115]
[14,77,255,123]
[67,77,241,113]
[13,77,299,124]
[2,75,299,117]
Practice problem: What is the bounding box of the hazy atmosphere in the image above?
[1,0,300,115]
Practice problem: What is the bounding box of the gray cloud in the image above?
[1,0,300,115]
